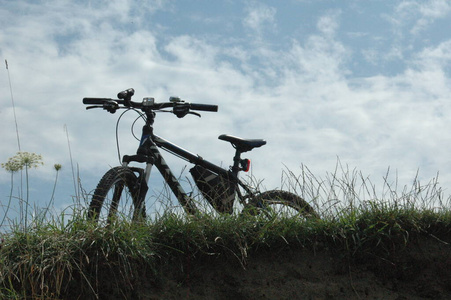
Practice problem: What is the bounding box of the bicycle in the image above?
[83,88,318,224]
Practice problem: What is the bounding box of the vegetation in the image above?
[1,163,450,299]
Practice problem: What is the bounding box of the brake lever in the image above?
[188,111,201,118]
[173,110,201,118]
[86,105,102,110]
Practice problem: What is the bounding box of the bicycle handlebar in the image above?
[83,98,117,105]
[82,89,218,115]
[83,97,218,111]
[189,103,219,112]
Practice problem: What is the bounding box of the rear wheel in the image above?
[88,167,146,225]
[250,190,319,219]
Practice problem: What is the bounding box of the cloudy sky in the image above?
[1,0,451,218]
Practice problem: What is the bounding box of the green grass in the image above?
[1,166,451,299]
[1,205,450,299]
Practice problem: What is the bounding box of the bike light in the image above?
[142,97,155,106]
[169,96,182,103]
[240,159,251,172]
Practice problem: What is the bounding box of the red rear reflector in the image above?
[244,159,250,172]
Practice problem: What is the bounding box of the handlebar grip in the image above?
[189,103,218,112]
[83,98,112,105]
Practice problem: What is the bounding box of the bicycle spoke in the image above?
[89,167,145,226]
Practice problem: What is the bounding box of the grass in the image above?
[1,166,451,299]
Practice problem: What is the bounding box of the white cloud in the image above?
[413,0,451,33]
[243,2,277,39]
[413,40,451,70]
[316,10,340,37]
[1,0,451,216]
[393,0,451,35]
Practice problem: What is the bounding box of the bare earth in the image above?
[135,234,451,300]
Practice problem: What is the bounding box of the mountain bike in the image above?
[83,88,318,224]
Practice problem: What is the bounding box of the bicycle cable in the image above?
[114,107,174,164]
[115,108,146,164]
[131,112,147,141]
[115,110,126,164]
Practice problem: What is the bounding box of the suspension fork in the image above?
[119,157,151,214]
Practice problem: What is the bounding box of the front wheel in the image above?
[88,166,146,225]
[249,190,319,219]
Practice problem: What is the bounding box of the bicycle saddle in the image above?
[218,134,266,152]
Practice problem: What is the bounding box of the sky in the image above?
[1,0,451,220]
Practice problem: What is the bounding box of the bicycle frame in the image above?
[121,110,252,214]
[84,89,320,222]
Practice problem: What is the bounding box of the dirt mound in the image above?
[139,234,451,299]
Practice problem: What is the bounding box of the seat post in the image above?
[231,149,243,176]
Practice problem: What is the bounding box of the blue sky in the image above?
[1,0,451,221]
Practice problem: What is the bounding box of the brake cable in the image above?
[114,105,198,164]
[115,108,147,164]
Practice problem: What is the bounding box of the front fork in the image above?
[120,161,151,218]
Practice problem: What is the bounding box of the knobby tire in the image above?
[251,190,319,219]
[88,166,146,224]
